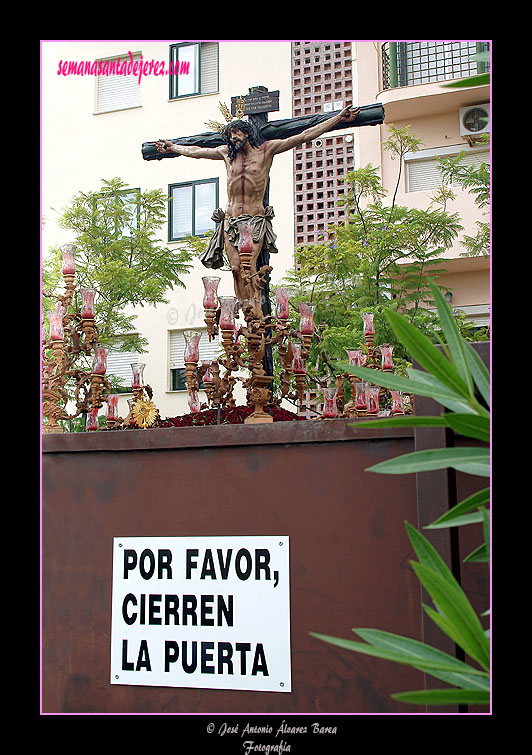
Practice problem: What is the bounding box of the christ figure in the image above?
[155,104,359,313]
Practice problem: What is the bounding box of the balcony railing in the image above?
[382,41,490,90]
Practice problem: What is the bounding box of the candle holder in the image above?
[186,268,317,422]
[365,383,381,415]
[42,245,113,433]
[130,362,145,391]
[321,385,338,419]
[121,362,159,429]
[391,390,405,415]
[342,348,363,417]
[218,296,237,331]
[237,221,254,287]
[362,312,375,337]
[42,245,161,433]
[79,287,98,351]
[61,244,76,276]
[184,330,201,363]
[92,344,107,375]
[291,342,306,375]
[202,276,220,341]
[86,407,100,431]
[379,343,394,371]
[299,302,316,336]
[188,389,202,413]
[275,287,291,321]
[345,348,363,367]
[106,394,119,428]
[354,380,368,415]
[200,360,215,404]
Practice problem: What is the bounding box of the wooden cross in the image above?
[142,88,384,385]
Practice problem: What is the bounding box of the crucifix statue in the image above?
[143,87,384,396]
[144,88,384,311]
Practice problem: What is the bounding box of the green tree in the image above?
[438,144,490,258]
[280,125,486,381]
[43,177,194,355]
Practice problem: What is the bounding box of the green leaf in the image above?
[444,413,490,443]
[392,688,490,706]
[413,565,490,670]
[362,408,489,443]
[366,447,490,476]
[428,281,474,398]
[405,369,479,414]
[425,488,490,528]
[462,509,490,562]
[352,415,448,429]
[405,521,455,582]
[425,512,485,529]
[339,363,477,414]
[463,543,489,563]
[352,629,486,681]
[309,630,486,681]
[440,73,490,88]
[384,306,471,399]
[482,507,490,561]
[419,667,490,692]
[338,363,414,391]
[464,341,490,408]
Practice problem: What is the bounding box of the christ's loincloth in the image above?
[199,206,278,270]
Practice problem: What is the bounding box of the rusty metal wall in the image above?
[42,420,427,714]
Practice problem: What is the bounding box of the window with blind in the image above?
[169,42,219,99]
[95,53,142,114]
[93,187,140,237]
[406,149,490,193]
[169,179,218,241]
[106,348,141,392]
[169,329,219,391]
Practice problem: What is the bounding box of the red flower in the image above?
[152,405,305,428]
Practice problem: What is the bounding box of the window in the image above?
[120,188,141,237]
[106,347,141,392]
[95,52,142,114]
[169,330,219,391]
[92,188,140,237]
[405,148,490,193]
[169,179,218,241]
[169,42,219,99]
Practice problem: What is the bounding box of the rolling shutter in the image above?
[169,330,219,370]
[96,53,142,113]
[406,150,490,192]
[106,350,140,385]
[200,42,218,95]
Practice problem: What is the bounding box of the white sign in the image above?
[110,536,291,692]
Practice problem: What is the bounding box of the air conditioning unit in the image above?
[459,104,490,139]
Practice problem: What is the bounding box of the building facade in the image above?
[41,40,490,423]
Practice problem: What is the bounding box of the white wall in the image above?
[42,40,297,420]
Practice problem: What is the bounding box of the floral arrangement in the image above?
[153,405,305,428]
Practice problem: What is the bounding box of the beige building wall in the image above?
[42,40,296,421]
[354,41,490,322]
[42,40,490,423]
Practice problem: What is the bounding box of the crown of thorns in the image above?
[205,96,246,133]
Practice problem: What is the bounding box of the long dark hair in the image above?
[223,119,264,162]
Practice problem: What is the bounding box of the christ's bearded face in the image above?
[229,128,248,152]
